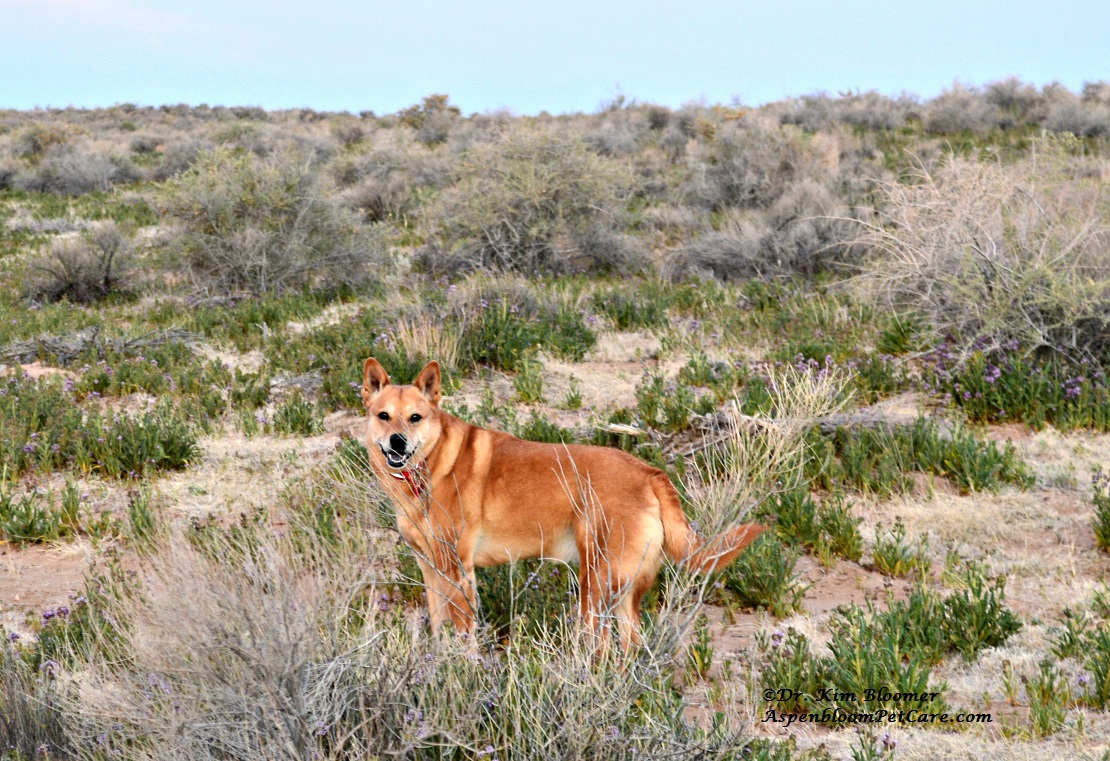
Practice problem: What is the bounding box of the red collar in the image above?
[389,467,427,500]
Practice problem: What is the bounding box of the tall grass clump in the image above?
[691,365,850,615]
[422,129,643,275]
[161,147,386,295]
[52,522,754,760]
[859,143,1110,364]
[0,638,74,760]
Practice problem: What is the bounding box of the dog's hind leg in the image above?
[613,529,664,651]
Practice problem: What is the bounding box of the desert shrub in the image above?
[15,139,138,195]
[584,108,649,157]
[1083,81,1110,105]
[24,220,133,303]
[1045,96,1110,138]
[13,123,73,159]
[330,118,365,148]
[0,139,19,190]
[128,132,162,155]
[149,136,215,180]
[923,83,1000,134]
[858,146,1110,363]
[333,146,450,223]
[397,93,461,147]
[682,122,815,211]
[778,91,912,132]
[674,180,857,280]
[984,77,1047,126]
[421,129,643,275]
[161,147,385,294]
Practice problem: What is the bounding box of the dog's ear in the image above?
[413,361,441,405]
[362,358,390,406]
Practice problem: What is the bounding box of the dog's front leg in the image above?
[413,552,479,642]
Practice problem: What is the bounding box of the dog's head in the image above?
[362,358,444,471]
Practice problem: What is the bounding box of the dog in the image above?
[362,357,765,649]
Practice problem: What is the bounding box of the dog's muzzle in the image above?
[381,434,412,469]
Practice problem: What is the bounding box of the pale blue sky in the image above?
[1,0,1107,114]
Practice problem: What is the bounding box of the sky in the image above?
[1,0,1108,115]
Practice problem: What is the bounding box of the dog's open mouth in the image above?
[380,446,411,470]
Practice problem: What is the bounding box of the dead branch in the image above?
[0,326,197,366]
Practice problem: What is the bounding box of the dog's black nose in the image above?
[389,433,408,453]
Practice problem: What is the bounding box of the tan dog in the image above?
[362,357,765,649]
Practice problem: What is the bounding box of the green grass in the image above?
[925,348,1110,433]
[1094,469,1110,552]
[1,373,199,480]
[755,490,863,564]
[872,518,932,579]
[268,389,325,436]
[591,284,671,330]
[807,418,1033,496]
[758,561,1020,719]
[718,534,807,617]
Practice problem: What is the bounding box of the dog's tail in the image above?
[654,473,766,575]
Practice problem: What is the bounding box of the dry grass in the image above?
[393,315,461,374]
[686,364,850,534]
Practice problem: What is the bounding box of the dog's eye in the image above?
[409,414,422,424]
[377,411,391,421]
